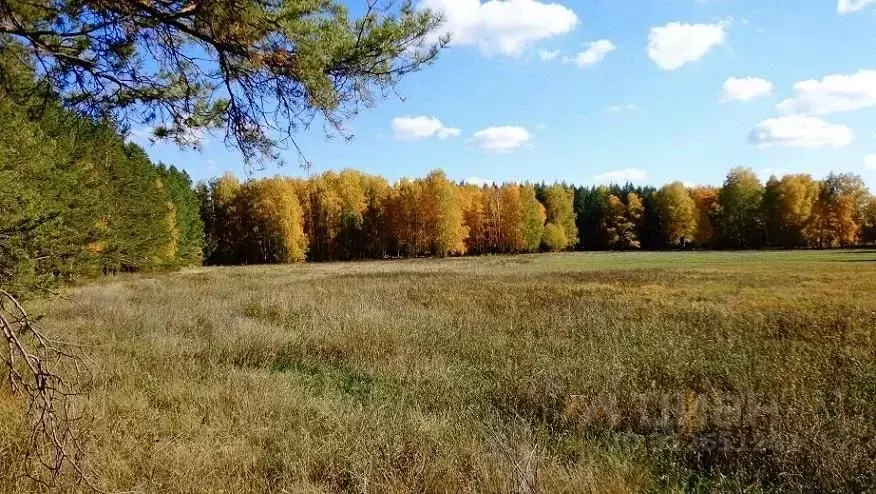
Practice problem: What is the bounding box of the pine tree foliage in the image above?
[0,0,448,164]
[716,168,764,249]
[0,92,203,296]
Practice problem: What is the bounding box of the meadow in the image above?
[2,250,876,493]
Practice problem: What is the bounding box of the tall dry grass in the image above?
[2,251,875,492]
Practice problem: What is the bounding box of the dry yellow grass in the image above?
[2,250,876,492]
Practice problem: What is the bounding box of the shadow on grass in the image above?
[827,249,876,261]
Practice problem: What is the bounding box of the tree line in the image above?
[4,99,876,290]
[0,89,204,296]
[5,88,876,292]
[576,169,876,250]
[197,170,579,264]
[197,167,876,265]
[3,49,875,285]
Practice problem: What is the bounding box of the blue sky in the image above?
[133,0,876,189]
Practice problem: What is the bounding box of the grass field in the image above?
[3,250,876,493]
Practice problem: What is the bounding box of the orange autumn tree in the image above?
[248,178,308,263]
[498,184,525,252]
[654,182,698,247]
[459,185,488,254]
[481,185,505,252]
[361,175,392,259]
[627,192,645,245]
[805,174,863,248]
[601,194,642,249]
[689,186,719,247]
[421,171,468,257]
[389,178,426,257]
[542,184,578,251]
[762,174,819,247]
[521,185,547,252]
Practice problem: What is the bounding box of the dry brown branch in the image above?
[0,289,102,492]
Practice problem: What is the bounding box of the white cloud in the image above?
[648,21,727,70]
[565,40,616,68]
[748,116,854,149]
[865,154,876,170]
[606,103,641,113]
[392,116,461,140]
[419,0,578,57]
[776,70,876,116]
[720,77,773,102]
[437,127,462,139]
[468,126,532,153]
[838,0,876,14]
[538,49,560,61]
[593,168,648,184]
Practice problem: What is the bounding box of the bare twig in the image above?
[0,289,103,492]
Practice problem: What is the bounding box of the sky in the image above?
[132,0,876,189]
